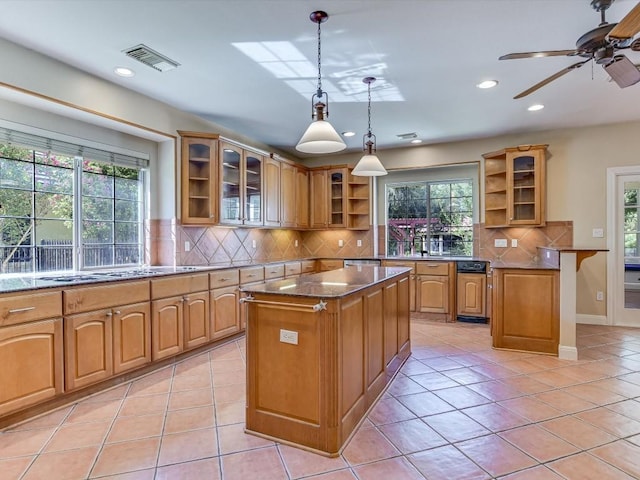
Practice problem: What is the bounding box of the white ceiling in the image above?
[1,0,640,158]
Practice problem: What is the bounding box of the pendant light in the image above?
[296,11,346,154]
[351,77,387,176]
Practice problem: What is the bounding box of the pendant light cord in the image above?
[367,81,372,137]
[316,18,323,99]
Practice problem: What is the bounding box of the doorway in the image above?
[607,167,640,326]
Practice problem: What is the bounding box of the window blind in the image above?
[0,127,150,169]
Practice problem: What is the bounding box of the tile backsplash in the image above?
[149,219,571,266]
[148,219,374,266]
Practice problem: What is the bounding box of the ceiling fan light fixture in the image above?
[528,104,544,111]
[352,77,387,177]
[604,55,640,88]
[295,11,346,155]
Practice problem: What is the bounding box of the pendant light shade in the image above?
[352,77,387,176]
[296,11,346,154]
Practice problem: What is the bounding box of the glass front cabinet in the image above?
[483,144,547,228]
[219,142,263,226]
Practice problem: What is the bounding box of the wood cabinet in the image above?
[112,302,151,374]
[382,261,416,312]
[210,269,241,340]
[65,310,113,390]
[296,167,310,228]
[416,262,454,320]
[264,156,281,227]
[300,260,316,275]
[492,268,559,354]
[347,173,371,229]
[63,281,151,389]
[280,161,296,228]
[219,141,263,226]
[318,259,344,271]
[483,144,547,228]
[0,318,64,416]
[284,261,302,277]
[457,273,486,318]
[178,131,218,225]
[151,274,209,359]
[310,166,370,230]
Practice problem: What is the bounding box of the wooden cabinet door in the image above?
[397,275,411,352]
[184,291,210,350]
[65,310,113,390]
[417,275,449,313]
[457,273,486,317]
[280,162,296,228]
[328,168,347,228]
[113,302,151,374]
[179,134,218,225]
[0,319,63,416]
[507,149,545,226]
[264,156,281,226]
[151,297,184,360]
[210,286,240,340]
[295,167,309,228]
[310,169,328,228]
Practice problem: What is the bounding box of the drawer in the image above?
[209,269,239,289]
[383,261,416,274]
[64,281,150,315]
[264,264,285,279]
[0,290,62,326]
[240,266,264,284]
[151,273,209,299]
[416,262,450,276]
[318,259,344,271]
[285,261,302,276]
[300,260,316,274]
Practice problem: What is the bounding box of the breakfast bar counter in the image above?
[241,266,411,456]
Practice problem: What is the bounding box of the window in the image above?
[386,180,473,257]
[0,138,147,274]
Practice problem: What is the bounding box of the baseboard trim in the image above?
[558,345,578,361]
[576,314,608,325]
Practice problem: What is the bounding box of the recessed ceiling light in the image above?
[476,80,498,89]
[114,67,135,77]
[342,131,356,137]
[410,139,422,144]
[528,104,544,111]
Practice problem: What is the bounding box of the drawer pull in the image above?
[8,306,36,314]
[247,274,255,277]
[219,278,229,282]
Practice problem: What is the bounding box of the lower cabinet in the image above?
[151,297,184,360]
[183,292,210,350]
[65,310,114,390]
[492,268,559,354]
[382,261,416,312]
[417,275,449,313]
[0,319,64,416]
[210,286,240,340]
[112,302,151,374]
[457,273,486,317]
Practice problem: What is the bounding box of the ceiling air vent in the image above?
[123,44,180,72]
[396,132,417,140]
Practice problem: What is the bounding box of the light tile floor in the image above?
[2,319,640,479]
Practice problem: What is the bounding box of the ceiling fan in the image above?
[500,0,640,98]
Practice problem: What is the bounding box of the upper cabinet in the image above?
[263,156,280,227]
[309,166,370,230]
[280,162,296,228]
[178,131,219,225]
[219,142,263,226]
[483,144,547,228]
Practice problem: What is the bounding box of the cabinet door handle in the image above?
[8,306,36,314]
[106,311,113,317]
[114,310,121,315]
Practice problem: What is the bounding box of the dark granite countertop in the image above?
[241,266,412,299]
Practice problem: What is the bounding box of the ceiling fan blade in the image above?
[513,60,590,99]
[499,50,578,60]
[609,2,640,39]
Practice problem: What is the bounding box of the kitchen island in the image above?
[241,265,411,456]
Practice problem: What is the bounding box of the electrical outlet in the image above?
[546,251,550,259]
[357,239,362,247]
[596,291,604,301]
[511,239,518,248]
[592,228,604,238]
[494,239,507,248]
[279,329,298,345]
[338,239,344,247]
[252,240,257,248]
[295,239,299,247]
[184,241,190,252]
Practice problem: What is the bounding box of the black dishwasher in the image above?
[456,261,489,323]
